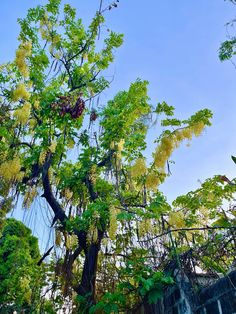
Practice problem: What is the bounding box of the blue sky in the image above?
[1,1,235,202]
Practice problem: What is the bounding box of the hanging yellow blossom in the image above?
[34,100,40,109]
[153,124,205,179]
[39,150,47,165]
[12,83,30,101]
[117,139,125,152]
[48,168,53,181]
[23,186,38,209]
[66,234,78,250]
[179,128,193,141]
[191,121,205,137]
[154,136,175,172]
[101,237,109,247]
[145,171,160,190]
[198,206,210,221]
[28,118,37,130]
[40,13,52,40]
[55,230,62,247]
[89,165,97,184]
[138,219,152,237]
[13,102,31,124]
[67,138,75,149]
[0,146,7,160]
[64,188,73,200]
[169,211,185,228]
[49,141,57,153]
[0,156,23,181]
[131,158,147,178]
[185,231,194,242]
[87,224,98,244]
[109,205,120,240]
[15,41,32,78]
[54,51,62,60]
[115,139,125,160]
[110,141,115,150]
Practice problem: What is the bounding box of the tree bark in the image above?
[41,154,104,310]
[75,240,101,308]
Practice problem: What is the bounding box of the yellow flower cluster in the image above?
[34,100,40,109]
[55,230,62,247]
[23,186,38,209]
[89,165,97,184]
[28,118,37,130]
[138,219,152,237]
[39,150,47,165]
[0,156,23,181]
[168,211,185,228]
[15,41,32,78]
[53,50,63,60]
[110,141,115,149]
[64,188,73,200]
[110,139,125,160]
[154,123,205,174]
[191,121,205,137]
[48,168,54,181]
[39,141,59,165]
[49,141,57,153]
[101,237,109,247]
[0,149,7,160]
[145,172,161,191]
[154,136,176,173]
[131,158,147,178]
[13,102,31,124]
[109,205,120,240]
[116,139,125,160]
[12,83,30,101]
[117,139,125,152]
[87,224,98,244]
[40,14,52,40]
[19,277,31,303]
[67,138,75,149]
[198,206,210,221]
[66,234,78,250]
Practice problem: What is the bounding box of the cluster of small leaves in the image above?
[219,1,236,61]
[91,253,174,313]
[0,219,53,312]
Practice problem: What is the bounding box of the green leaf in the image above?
[161,276,174,285]
[213,216,230,227]
[117,211,134,221]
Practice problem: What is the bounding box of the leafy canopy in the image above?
[1,0,230,312]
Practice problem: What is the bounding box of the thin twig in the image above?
[139,226,236,242]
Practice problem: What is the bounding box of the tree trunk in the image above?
[75,241,101,309]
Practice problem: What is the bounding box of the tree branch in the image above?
[139,225,236,242]
[41,153,68,225]
[37,245,54,266]
[10,142,33,149]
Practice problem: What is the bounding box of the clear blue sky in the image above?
[1,1,236,244]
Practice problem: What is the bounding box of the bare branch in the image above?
[37,245,54,266]
[139,225,236,242]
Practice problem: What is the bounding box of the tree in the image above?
[0,0,213,311]
[219,0,236,63]
[0,218,44,312]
